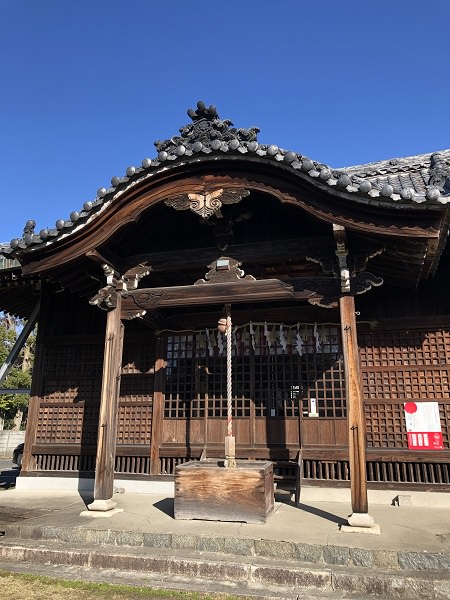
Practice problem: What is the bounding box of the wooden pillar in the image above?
[340,294,374,527]
[150,337,166,476]
[88,293,124,511]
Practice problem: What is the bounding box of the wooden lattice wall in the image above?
[115,334,155,474]
[33,337,103,472]
[32,329,156,475]
[359,322,450,487]
[29,302,450,488]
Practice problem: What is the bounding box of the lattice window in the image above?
[117,404,152,445]
[120,375,153,402]
[365,402,407,448]
[38,343,103,445]
[364,400,449,448]
[36,405,85,444]
[361,326,450,450]
[42,344,103,376]
[116,367,154,445]
[360,329,450,369]
[440,402,450,447]
[122,339,156,374]
[36,375,100,445]
[164,324,345,419]
[41,378,101,403]
[362,369,450,400]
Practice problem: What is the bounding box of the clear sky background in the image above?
[1,0,449,244]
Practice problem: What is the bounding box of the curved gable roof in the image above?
[1,101,449,260]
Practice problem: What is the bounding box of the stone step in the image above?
[0,537,449,599]
[4,521,450,574]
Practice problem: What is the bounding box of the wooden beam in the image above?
[122,237,335,273]
[121,276,340,318]
[85,248,121,271]
[21,229,333,276]
[88,293,124,512]
[124,279,292,310]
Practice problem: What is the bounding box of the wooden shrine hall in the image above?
[1,101,449,521]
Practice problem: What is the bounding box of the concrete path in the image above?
[0,487,449,599]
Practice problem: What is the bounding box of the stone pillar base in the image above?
[80,508,124,518]
[340,512,381,534]
[81,498,123,517]
[87,498,117,512]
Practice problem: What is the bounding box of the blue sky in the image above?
[1,0,449,244]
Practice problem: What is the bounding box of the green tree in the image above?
[0,313,34,430]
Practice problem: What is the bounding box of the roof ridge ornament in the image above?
[22,220,36,246]
[427,152,450,193]
[154,100,260,157]
[187,101,219,121]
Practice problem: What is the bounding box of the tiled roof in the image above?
[342,150,450,198]
[1,101,449,258]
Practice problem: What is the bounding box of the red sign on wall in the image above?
[404,402,444,450]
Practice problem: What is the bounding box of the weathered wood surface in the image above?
[121,276,342,319]
[20,171,444,279]
[150,338,165,476]
[86,237,334,275]
[93,294,124,502]
[340,293,368,514]
[174,459,274,523]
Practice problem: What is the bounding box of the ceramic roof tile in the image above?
[1,102,449,258]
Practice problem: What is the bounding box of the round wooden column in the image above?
[339,294,374,526]
[88,294,124,512]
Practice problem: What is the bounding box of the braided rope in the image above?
[224,304,236,468]
[226,306,233,438]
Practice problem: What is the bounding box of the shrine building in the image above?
[1,101,449,518]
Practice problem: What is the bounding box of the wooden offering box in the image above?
[174,459,274,523]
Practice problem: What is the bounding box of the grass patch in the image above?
[0,570,249,600]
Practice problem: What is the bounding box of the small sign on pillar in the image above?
[404,401,443,450]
